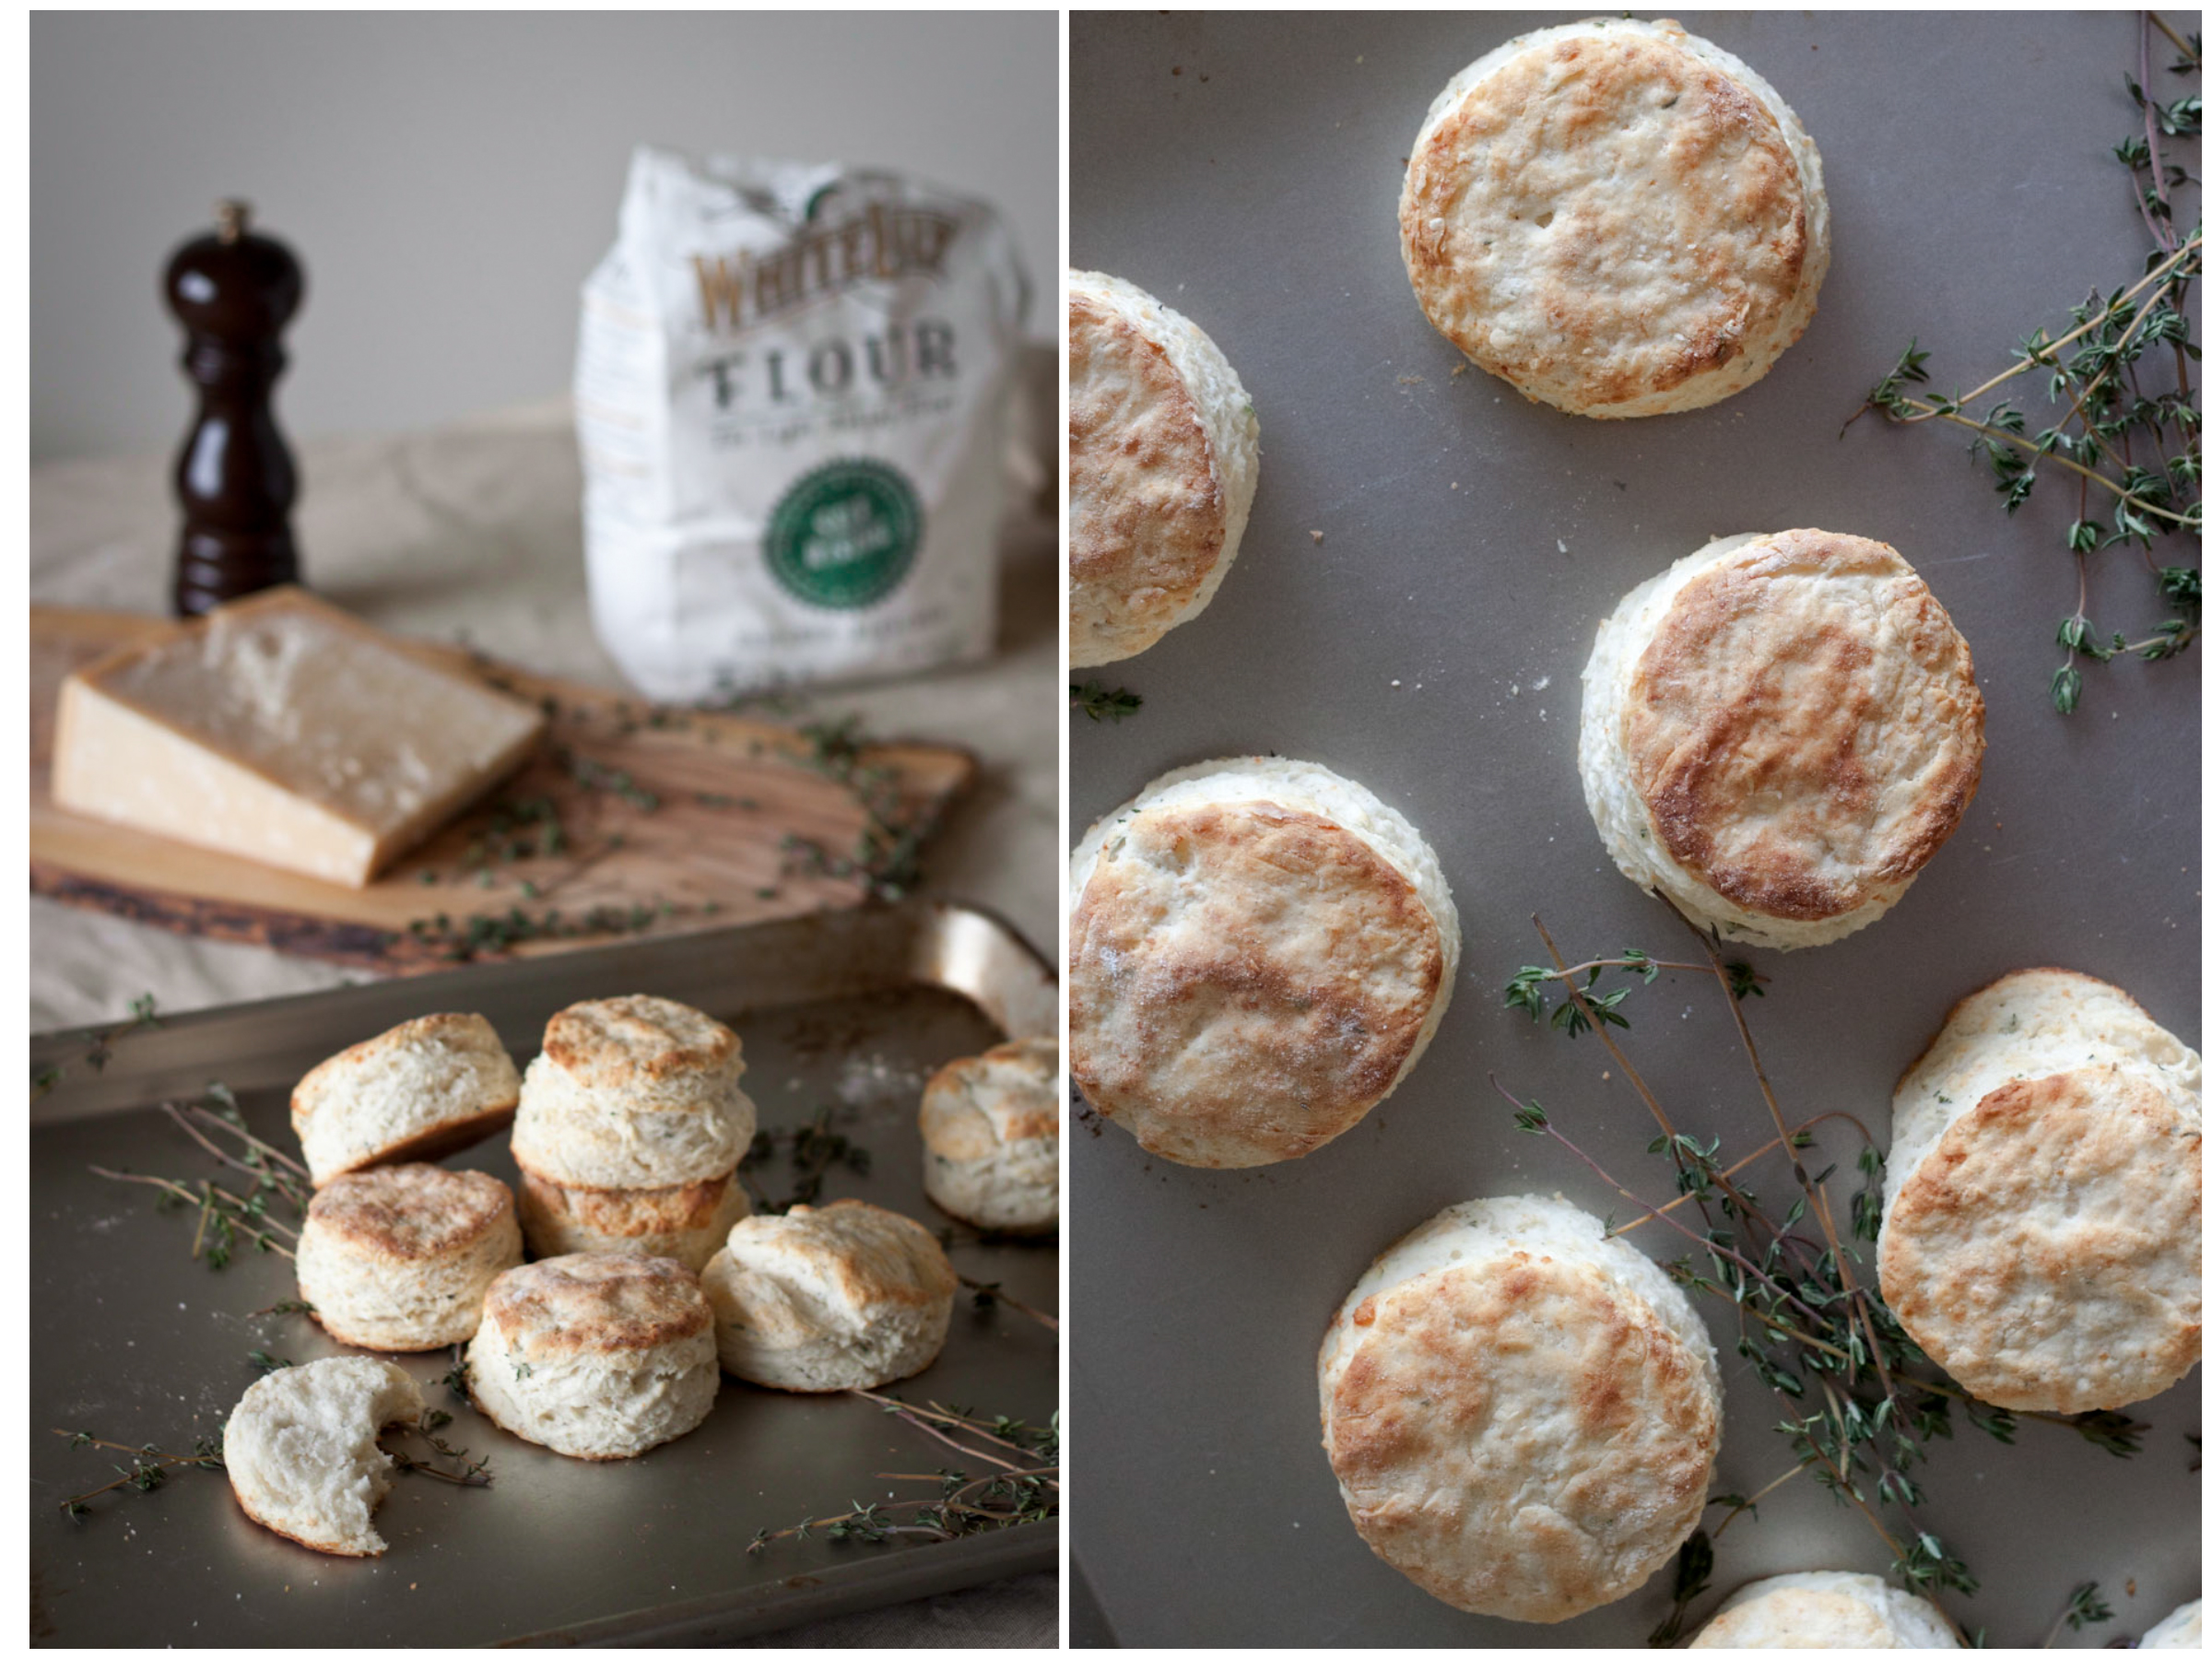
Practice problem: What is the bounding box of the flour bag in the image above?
[575,147,1029,699]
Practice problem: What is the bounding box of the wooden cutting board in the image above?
[29,607,976,973]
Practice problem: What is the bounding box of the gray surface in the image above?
[1069,10,2200,1649]
[29,10,1057,461]
[31,904,1058,1646]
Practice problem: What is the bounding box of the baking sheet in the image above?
[29,902,1057,1646]
[1069,10,2201,1648]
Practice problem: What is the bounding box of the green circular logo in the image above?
[764,458,923,610]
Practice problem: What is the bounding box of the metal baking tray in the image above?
[30,900,1058,1646]
[1069,10,2200,1648]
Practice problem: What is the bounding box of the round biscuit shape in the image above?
[516,1167,749,1273]
[702,1200,959,1392]
[1069,758,1458,1168]
[290,1011,520,1187]
[920,1036,1060,1234]
[1878,970,2202,1413]
[295,1164,524,1351]
[1068,270,1260,666]
[1318,1195,1720,1622]
[1580,529,1983,948]
[510,994,754,1189]
[2142,1600,2203,1649]
[466,1253,718,1460]
[1688,1571,1959,1648]
[225,1355,424,1558]
[1401,17,1829,417]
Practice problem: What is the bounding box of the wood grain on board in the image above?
[29,607,975,973]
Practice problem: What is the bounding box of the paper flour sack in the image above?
[575,147,1028,698]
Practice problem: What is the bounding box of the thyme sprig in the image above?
[1851,14,2200,715]
[53,1404,490,1521]
[737,1106,873,1214]
[32,993,161,1099]
[1069,681,1143,723]
[2044,1581,2114,1644]
[1498,905,2146,1645]
[53,1430,224,1519]
[747,1391,1057,1556]
[87,1082,311,1268]
[781,716,934,902]
[1504,948,1762,1036]
[88,1169,298,1265]
[957,1276,1060,1333]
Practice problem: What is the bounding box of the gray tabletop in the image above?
[1069,9,2201,1648]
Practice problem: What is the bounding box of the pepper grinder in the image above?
[163,198,305,616]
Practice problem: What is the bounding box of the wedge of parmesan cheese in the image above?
[51,587,546,888]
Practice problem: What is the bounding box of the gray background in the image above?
[1070,9,2201,1648]
[29,9,1057,462]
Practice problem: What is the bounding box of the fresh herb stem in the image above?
[957,1276,1059,1333]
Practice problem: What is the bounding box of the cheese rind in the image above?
[50,589,545,888]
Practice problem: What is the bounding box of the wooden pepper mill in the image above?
[163,198,305,616]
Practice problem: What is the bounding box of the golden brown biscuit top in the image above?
[726,1201,959,1310]
[291,1011,515,1127]
[305,1164,513,1259]
[1878,1067,2202,1414]
[1624,530,1983,921]
[1067,801,1443,1168]
[922,1038,1061,1158]
[483,1253,712,1357]
[1402,23,1808,411]
[541,995,738,1089]
[1325,1253,1718,1622]
[1068,290,1226,648]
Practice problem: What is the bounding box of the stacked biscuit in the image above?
[508,995,756,1273]
[289,1013,526,1360]
[230,987,1049,1557]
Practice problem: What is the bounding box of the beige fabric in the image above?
[31,364,1058,1030]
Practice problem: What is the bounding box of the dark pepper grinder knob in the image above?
[163,199,305,616]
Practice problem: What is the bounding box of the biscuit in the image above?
[291,1012,521,1187]
[920,1036,1059,1233]
[2143,1600,2203,1649]
[225,1355,425,1558]
[509,995,756,1190]
[1068,270,1260,666]
[1580,530,1983,949]
[1879,968,2202,1413]
[294,1164,524,1352]
[1318,1194,1719,1622]
[1688,1571,1958,1648]
[465,1253,719,1460]
[1401,17,1828,417]
[1068,757,1458,1168]
[515,1167,749,1273]
[701,1200,959,1392]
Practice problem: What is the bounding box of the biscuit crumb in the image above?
[1311,530,1324,544]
